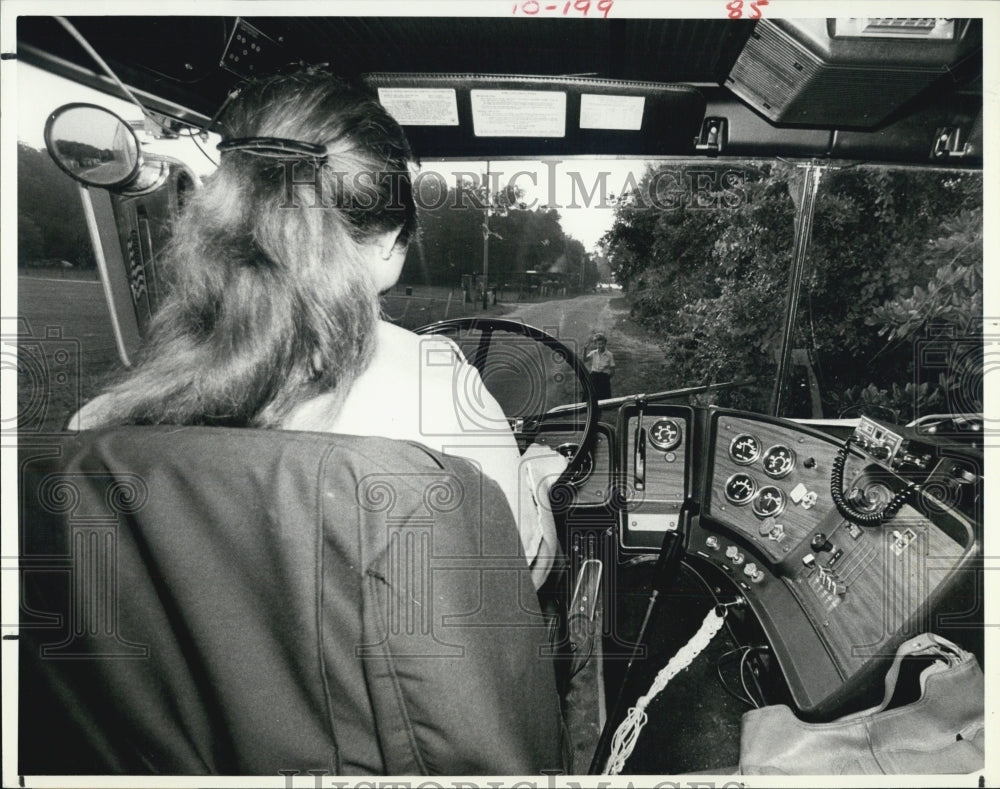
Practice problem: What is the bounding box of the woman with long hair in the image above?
[75,69,562,587]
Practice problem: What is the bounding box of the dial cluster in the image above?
[724,434,797,517]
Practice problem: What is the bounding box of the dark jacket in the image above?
[19,427,562,775]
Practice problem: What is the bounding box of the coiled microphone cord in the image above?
[830,438,919,526]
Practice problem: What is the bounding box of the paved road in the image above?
[505,293,616,353]
[505,293,667,398]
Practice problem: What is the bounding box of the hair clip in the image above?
[216,136,328,160]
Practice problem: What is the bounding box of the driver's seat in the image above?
[18,426,562,776]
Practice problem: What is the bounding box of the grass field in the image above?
[14,275,120,434]
[14,275,513,433]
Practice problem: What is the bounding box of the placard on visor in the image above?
[470,90,566,137]
[580,94,645,131]
[377,87,459,125]
[363,73,705,157]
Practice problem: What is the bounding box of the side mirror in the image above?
[44,103,142,189]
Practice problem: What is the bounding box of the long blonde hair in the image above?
[88,70,416,427]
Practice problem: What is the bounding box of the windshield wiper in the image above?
[545,380,750,416]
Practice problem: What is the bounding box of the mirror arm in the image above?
[76,185,133,367]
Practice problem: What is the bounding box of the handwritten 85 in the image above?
[727,0,768,19]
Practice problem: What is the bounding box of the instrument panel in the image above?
[617,404,694,550]
[706,416,866,565]
[533,422,614,507]
[697,411,978,714]
[586,403,980,716]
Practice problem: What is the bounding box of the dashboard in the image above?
[540,404,981,717]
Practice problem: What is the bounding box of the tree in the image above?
[602,162,793,411]
[868,207,982,343]
[17,142,96,268]
[17,214,44,264]
[602,160,982,420]
[401,176,589,292]
[801,168,982,418]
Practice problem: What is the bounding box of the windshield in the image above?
[14,65,983,431]
[16,154,982,432]
[383,158,983,424]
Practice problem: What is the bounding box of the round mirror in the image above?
[44,103,142,188]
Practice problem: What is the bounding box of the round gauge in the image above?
[649,418,682,451]
[729,434,761,465]
[752,485,786,518]
[762,445,796,478]
[724,472,758,505]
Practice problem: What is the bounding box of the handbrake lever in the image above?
[568,558,604,676]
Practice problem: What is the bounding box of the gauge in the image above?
[729,433,761,465]
[649,418,682,451]
[556,443,593,485]
[724,472,757,505]
[752,485,785,518]
[762,445,796,478]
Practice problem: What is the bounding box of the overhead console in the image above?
[364,73,705,158]
[694,410,979,715]
[17,16,982,166]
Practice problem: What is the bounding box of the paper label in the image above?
[377,88,459,126]
[579,94,645,131]
[470,90,566,137]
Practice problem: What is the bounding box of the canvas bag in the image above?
[738,633,984,775]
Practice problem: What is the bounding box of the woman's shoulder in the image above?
[376,320,464,366]
[376,319,415,346]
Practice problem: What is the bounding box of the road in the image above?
[504,293,668,398]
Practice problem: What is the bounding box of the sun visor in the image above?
[365,74,705,158]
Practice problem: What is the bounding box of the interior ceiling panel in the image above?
[19,17,754,107]
[15,15,981,164]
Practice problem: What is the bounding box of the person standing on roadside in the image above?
[585,332,615,400]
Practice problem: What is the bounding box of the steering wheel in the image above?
[414,317,600,488]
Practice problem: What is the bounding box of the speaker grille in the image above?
[727,20,944,127]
